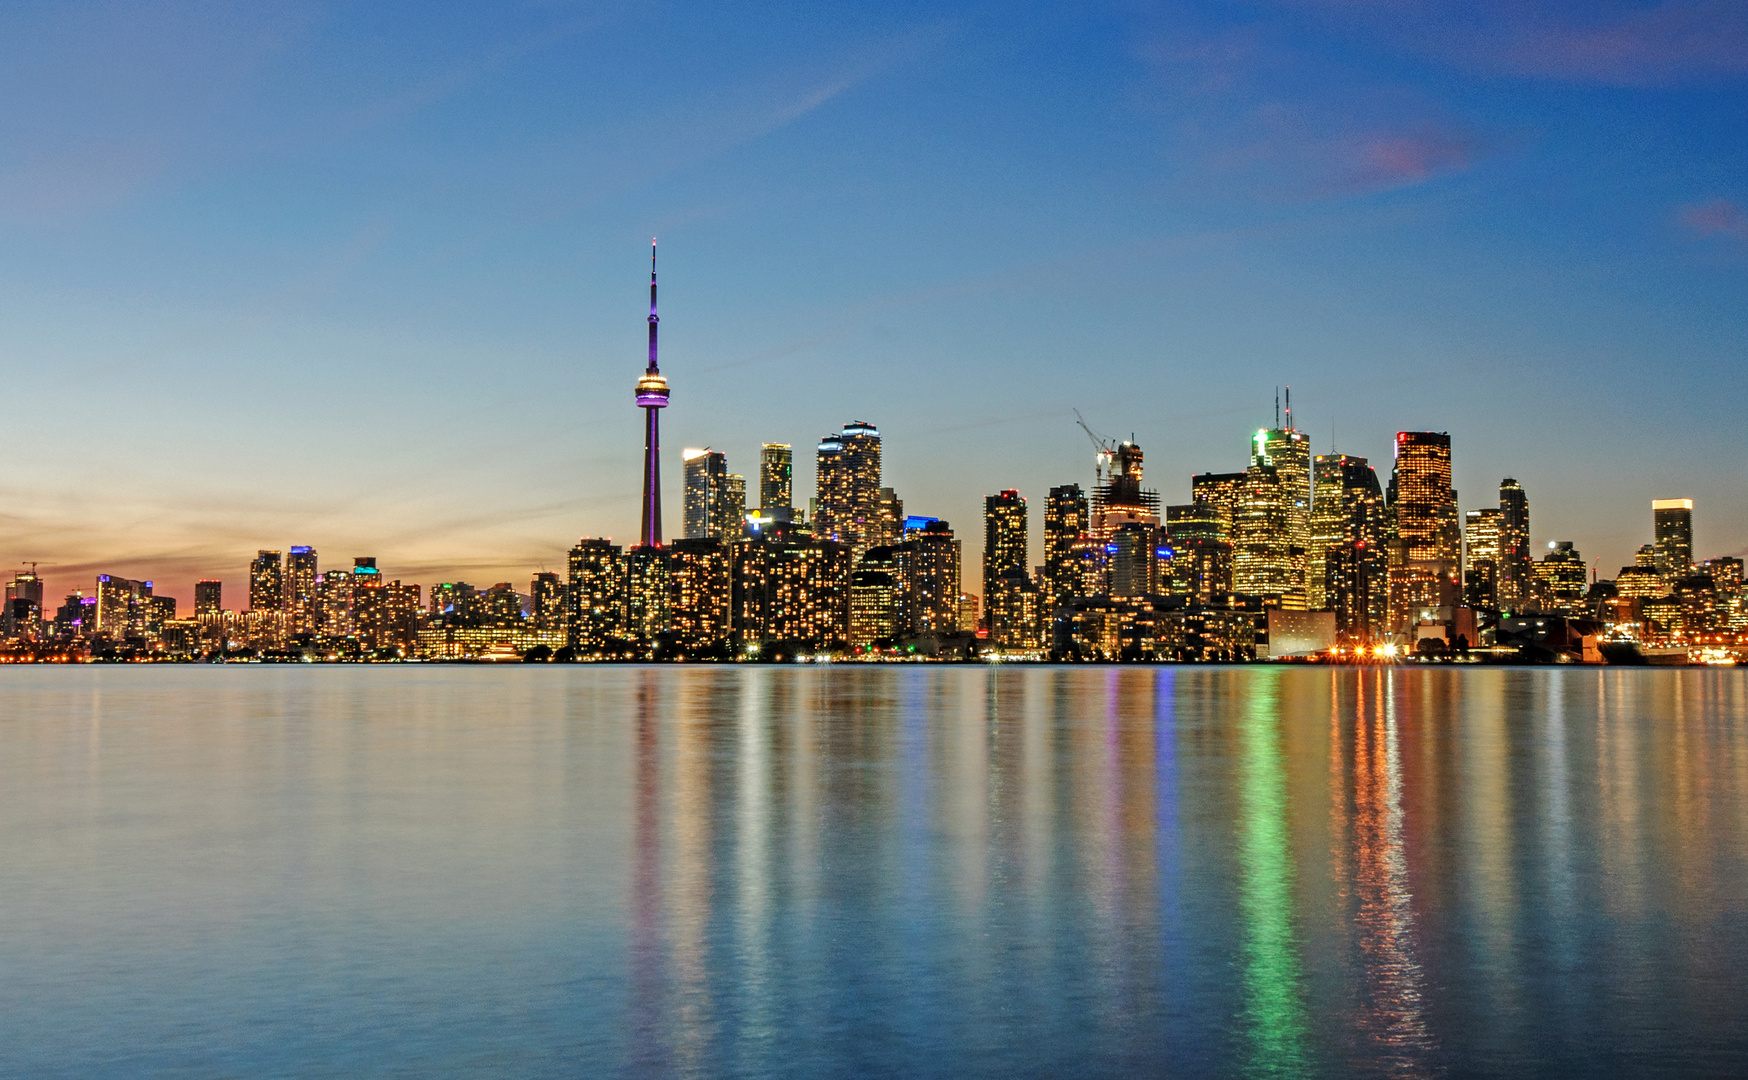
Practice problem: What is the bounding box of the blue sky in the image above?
[0,0,1744,605]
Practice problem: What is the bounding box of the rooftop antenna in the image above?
[1285,385,1291,431]
[1275,387,1280,429]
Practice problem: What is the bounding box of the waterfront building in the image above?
[668,537,729,654]
[94,574,152,638]
[1653,499,1694,581]
[814,422,883,558]
[567,538,626,653]
[249,551,284,612]
[985,569,1041,648]
[1091,442,1160,539]
[1387,432,1461,627]
[1498,479,1531,608]
[759,443,793,510]
[849,569,898,649]
[876,487,904,548]
[1614,565,1664,599]
[530,572,564,633]
[983,489,1029,601]
[4,567,44,639]
[1108,522,1162,599]
[624,546,670,644]
[482,583,525,627]
[730,523,850,651]
[1165,503,1234,601]
[356,579,420,654]
[1041,484,1088,617]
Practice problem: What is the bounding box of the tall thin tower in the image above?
[634,240,670,547]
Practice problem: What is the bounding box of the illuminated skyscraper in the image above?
[567,538,625,653]
[1533,541,1588,614]
[814,422,882,558]
[984,490,1035,646]
[1233,465,1303,608]
[624,547,670,645]
[1041,484,1088,616]
[4,567,44,639]
[317,568,356,640]
[682,449,741,541]
[285,546,318,634]
[1386,432,1461,628]
[908,521,962,635]
[194,579,222,616]
[634,241,670,549]
[1190,471,1246,543]
[1165,503,1234,602]
[1250,422,1311,592]
[849,569,898,649]
[1091,442,1160,538]
[1308,454,1383,631]
[1463,507,1502,610]
[1653,499,1694,580]
[1107,522,1163,598]
[1498,479,1531,609]
[356,579,419,655]
[875,487,904,547]
[759,443,793,510]
[249,551,283,612]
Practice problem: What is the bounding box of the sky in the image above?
[0,0,1744,608]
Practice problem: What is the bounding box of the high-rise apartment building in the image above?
[1107,522,1163,599]
[983,490,1029,599]
[1091,442,1160,539]
[682,449,741,541]
[730,524,850,651]
[1164,504,1234,603]
[759,443,793,510]
[94,574,152,637]
[317,568,355,639]
[285,546,319,634]
[1534,541,1588,613]
[530,572,564,633]
[814,422,882,558]
[249,551,284,612]
[1041,484,1088,618]
[194,579,222,616]
[909,521,962,636]
[624,546,670,644]
[567,538,625,653]
[356,580,419,654]
[1308,454,1383,632]
[1653,499,1694,581]
[1387,432,1461,627]
[668,537,729,654]
[875,487,904,548]
[849,569,898,649]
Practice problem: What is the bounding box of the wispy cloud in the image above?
[1679,198,1748,241]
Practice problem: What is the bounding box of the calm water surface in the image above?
[3,666,1747,1078]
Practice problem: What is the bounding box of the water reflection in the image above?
[3,667,1748,1078]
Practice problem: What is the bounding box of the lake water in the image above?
[2,665,1746,1078]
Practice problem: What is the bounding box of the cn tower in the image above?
[634,239,669,547]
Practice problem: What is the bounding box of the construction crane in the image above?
[1073,409,1115,489]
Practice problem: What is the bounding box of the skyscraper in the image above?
[759,443,793,510]
[682,449,739,540]
[814,422,882,557]
[1041,484,1088,618]
[634,241,670,549]
[285,546,318,635]
[1308,454,1383,631]
[317,568,355,640]
[1653,499,1694,581]
[249,551,283,612]
[1498,479,1530,609]
[1190,471,1246,542]
[530,572,564,633]
[984,490,1035,646]
[1251,423,1311,592]
[1233,464,1303,608]
[1387,432,1461,628]
[730,523,851,651]
[667,537,730,655]
[1463,507,1502,610]
[875,487,904,548]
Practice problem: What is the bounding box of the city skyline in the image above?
[1,2,1745,610]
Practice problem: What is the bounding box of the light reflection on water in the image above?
[2,665,1747,1078]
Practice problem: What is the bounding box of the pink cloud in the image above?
[1679,198,1748,240]
[1342,126,1476,191]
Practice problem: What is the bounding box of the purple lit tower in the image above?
[634,240,670,547]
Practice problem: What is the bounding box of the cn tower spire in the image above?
[634,238,670,547]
